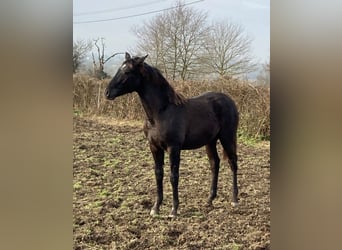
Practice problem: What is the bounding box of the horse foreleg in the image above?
[168,146,180,217]
[150,146,164,216]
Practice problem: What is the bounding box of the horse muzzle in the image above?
[105,88,116,100]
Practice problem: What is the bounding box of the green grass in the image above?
[73,109,83,117]
[224,243,243,250]
[238,129,263,146]
[99,189,110,198]
[73,181,82,190]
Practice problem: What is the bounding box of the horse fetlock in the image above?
[207,196,215,206]
[231,201,239,207]
[150,202,161,216]
[150,207,159,216]
[169,208,178,218]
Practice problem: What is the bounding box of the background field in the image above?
[73,116,270,249]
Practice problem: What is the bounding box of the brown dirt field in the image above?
[73,116,270,250]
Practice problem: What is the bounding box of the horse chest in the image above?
[144,122,181,150]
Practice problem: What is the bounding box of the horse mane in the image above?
[142,63,186,105]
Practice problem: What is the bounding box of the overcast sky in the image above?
[73,0,269,70]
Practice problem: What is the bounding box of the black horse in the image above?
[105,53,239,217]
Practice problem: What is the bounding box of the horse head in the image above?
[105,52,148,100]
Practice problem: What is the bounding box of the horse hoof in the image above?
[168,213,177,218]
[231,202,239,207]
[150,209,159,216]
[168,209,178,218]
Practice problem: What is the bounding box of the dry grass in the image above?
[73,74,270,140]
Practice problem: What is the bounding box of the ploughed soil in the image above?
[73,116,270,250]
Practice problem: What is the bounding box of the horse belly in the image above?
[182,123,220,149]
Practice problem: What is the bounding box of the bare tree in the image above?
[257,61,270,85]
[73,40,92,73]
[133,14,167,73]
[133,1,208,80]
[176,4,209,80]
[92,38,123,79]
[133,3,257,80]
[204,20,257,78]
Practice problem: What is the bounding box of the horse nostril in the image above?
[105,89,110,97]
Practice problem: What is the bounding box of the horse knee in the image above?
[170,170,179,185]
[155,166,163,179]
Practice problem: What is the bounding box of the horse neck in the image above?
[137,79,171,122]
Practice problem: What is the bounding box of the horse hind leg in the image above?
[219,133,239,207]
[168,146,181,218]
[206,141,220,206]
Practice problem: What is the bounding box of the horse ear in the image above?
[125,52,131,61]
[136,54,148,65]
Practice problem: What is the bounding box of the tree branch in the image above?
[104,52,125,64]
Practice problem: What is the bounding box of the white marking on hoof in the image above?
[231,202,239,207]
[150,209,158,216]
[168,213,177,219]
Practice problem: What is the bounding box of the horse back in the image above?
[187,91,238,126]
